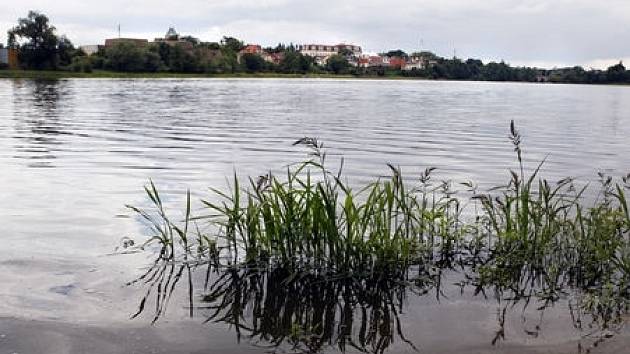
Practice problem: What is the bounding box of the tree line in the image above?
[4,11,630,85]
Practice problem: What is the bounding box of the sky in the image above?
[1,0,629,69]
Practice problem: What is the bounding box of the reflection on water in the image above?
[132,261,430,353]
[11,80,71,167]
[130,258,628,354]
[201,267,417,354]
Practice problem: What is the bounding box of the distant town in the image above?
[74,28,432,72]
[2,11,630,84]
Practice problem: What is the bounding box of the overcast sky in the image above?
[1,0,629,69]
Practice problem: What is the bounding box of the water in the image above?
[1,78,629,353]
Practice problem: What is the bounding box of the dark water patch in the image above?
[49,284,77,296]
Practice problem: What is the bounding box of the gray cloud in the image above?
[2,0,629,68]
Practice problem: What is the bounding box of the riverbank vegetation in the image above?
[0,69,358,80]
[4,11,630,85]
[127,122,630,351]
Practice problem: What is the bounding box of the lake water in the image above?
[1,78,629,354]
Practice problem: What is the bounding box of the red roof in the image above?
[241,44,262,54]
[389,57,407,69]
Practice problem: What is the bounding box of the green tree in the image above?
[7,11,60,69]
[606,61,626,83]
[57,35,80,67]
[201,42,221,50]
[180,35,200,46]
[481,61,514,81]
[221,36,244,52]
[384,49,408,58]
[104,42,148,72]
[411,51,438,60]
[242,53,266,72]
[152,42,172,67]
[144,51,162,72]
[70,56,92,73]
[279,51,311,73]
[338,48,354,57]
[326,54,350,74]
[168,45,197,72]
[217,47,239,73]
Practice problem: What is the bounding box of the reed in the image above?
[128,121,630,332]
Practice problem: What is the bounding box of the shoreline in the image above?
[1,316,628,354]
[2,70,629,87]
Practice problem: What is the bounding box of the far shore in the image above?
[0,69,401,80]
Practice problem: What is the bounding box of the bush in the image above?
[241,53,266,73]
[104,42,156,72]
[70,56,93,73]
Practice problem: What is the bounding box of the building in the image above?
[358,55,390,68]
[237,44,262,62]
[79,45,101,56]
[297,44,337,59]
[266,52,285,65]
[297,43,362,65]
[335,44,362,56]
[0,48,19,69]
[388,57,407,70]
[240,44,263,55]
[154,27,194,50]
[104,38,149,48]
[403,61,425,71]
[237,44,285,65]
[403,53,438,71]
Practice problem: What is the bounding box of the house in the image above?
[79,45,101,56]
[297,43,362,66]
[237,44,285,65]
[297,44,337,60]
[0,48,19,69]
[403,61,425,71]
[358,55,390,68]
[266,52,284,65]
[388,57,407,70]
[338,44,361,54]
[237,44,263,63]
[240,44,263,55]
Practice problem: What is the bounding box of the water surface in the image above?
[1,78,629,353]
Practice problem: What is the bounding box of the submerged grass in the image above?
[128,121,630,335]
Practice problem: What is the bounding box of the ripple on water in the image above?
[1,78,630,331]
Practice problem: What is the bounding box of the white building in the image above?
[79,45,100,56]
[297,43,362,66]
[403,61,425,71]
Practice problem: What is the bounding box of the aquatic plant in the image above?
[127,121,630,351]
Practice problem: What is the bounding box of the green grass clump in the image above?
[471,123,630,313]
[128,121,630,335]
[197,138,462,273]
[130,137,463,274]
